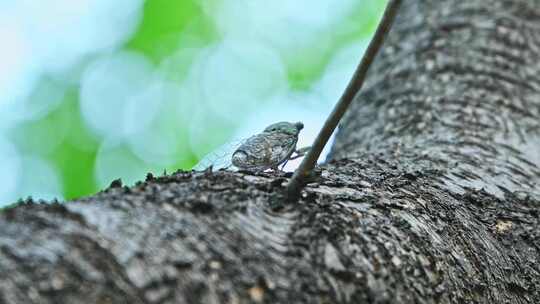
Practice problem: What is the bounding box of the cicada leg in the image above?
[279,161,289,171]
[288,146,311,160]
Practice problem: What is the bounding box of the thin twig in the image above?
[285,0,402,201]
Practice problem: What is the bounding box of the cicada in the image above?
[193,121,308,172]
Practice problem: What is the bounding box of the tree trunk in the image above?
[1,0,539,303]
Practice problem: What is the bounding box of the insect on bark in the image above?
[193,121,307,172]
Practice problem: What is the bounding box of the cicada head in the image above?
[263,121,303,136]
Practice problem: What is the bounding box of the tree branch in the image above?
[286,0,403,201]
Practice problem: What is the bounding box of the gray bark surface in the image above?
[1,0,540,303]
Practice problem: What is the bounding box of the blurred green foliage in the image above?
[286,1,387,89]
[127,0,217,62]
[7,0,385,202]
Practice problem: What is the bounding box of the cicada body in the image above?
[193,121,305,172]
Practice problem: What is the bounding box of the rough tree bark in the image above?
[1,0,539,303]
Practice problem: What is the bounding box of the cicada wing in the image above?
[192,139,245,171]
